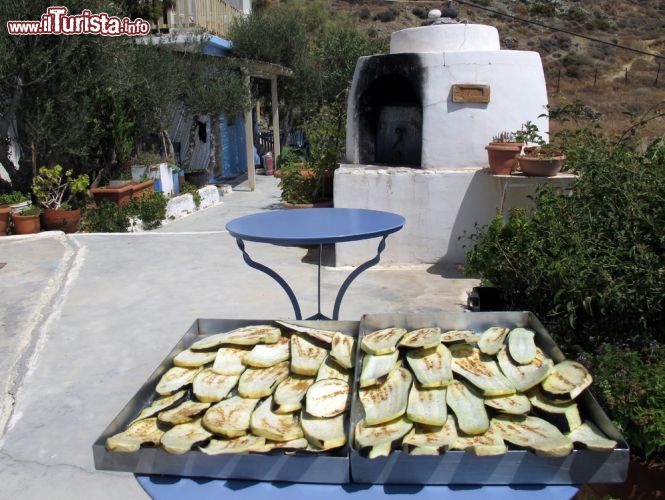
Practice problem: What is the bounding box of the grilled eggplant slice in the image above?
[399,327,441,349]
[276,320,338,344]
[212,346,250,375]
[507,328,537,365]
[106,418,164,452]
[243,336,290,368]
[484,394,531,415]
[202,396,260,436]
[403,416,457,453]
[250,397,304,441]
[158,400,211,426]
[528,388,582,433]
[566,421,617,451]
[301,411,347,450]
[173,349,217,368]
[361,327,407,355]
[274,375,315,413]
[161,419,213,454]
[497,346,553,393]
[492,415,573,457]
[450,344,515,396]
[360,351,399,388]
[330,332,355,369]
[200,434,266,455]
[406,344,453,388]
[354,416,413,456]
[191,325,281,350]
[193,368,239,403]
[477,326,510,356]
[359,367,412,426]
[446,380,489,435]
[257,437,310,452]
[541,360,592,399]
[306,379,350,418]
[316,356,351,384]
[452,425,508,456]
[441,330,479,344]
[290,333,328,376]
[156,366,201,396]
[407,383,447,426]
[238,361,290,398]
[130,390,186,424]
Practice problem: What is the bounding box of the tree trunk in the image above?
[183,114,198,167]
[208,114,217,179]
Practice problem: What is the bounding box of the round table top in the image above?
[225,208,405,246]
[136,476,579,499]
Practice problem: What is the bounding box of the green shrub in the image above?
[278,163,318,205]
[125,191,167,230]
[180,182,201,208]
[80,201,130,233]
[0,191,30,205]
[375,9,397,23]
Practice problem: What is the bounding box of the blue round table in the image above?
[226,208,405,320]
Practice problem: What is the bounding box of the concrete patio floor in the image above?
[0,175,478,499]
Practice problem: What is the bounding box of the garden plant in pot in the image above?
[0,204,10,236]
[515,121,566,177]
[32,165,89,233]
[12,205,41,235]
[0,191,32,213]
[486,131,522,175]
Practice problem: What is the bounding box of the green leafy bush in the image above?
[32,165,89,210]
[0,191,30,205]
[180,182,201,209]
[125,191,167,230]
[279,163,318,205]
[80,201,130,233]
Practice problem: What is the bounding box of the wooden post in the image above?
[271,76,281,161]
[655,62,661,87]
[243,72,256,191]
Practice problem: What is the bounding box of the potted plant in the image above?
[0,191,32,213]
[12,205,41,235]
[32,165,89,233]
[486,131,522,175]
[514,122,566,177]
[184,167,209,187]
[0,204,10,236]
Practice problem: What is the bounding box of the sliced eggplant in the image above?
[200,434,266,455]
[275,320,337,344]
[305,379,350,418]
[360,351,399,388]
[407,383,447,426]
[161,418,213,454]
[173,349,217,368]
[403,416,457,452]
[202,396,260,437]
[452,425,508,456]
[528,387,582,433]
[477,326,510,356]
[484,394,531,415]
[441,330,479,344]
[399,327,441,349]
[259,437,310,452]
[492,414,573,457]
[566,421,617,451]
[274,375,315,413]
[301,411,347,450]
[242,336,290,368]
[446,380,489,435]
[192,368,239,403]
[497,346,554,393]
[158,400,211,426]
[191,325,281,350]
[408,446,440,456]
[238,361,290,398]
[316,356,351,384]
[156,366,201,396]
[250,397,303,441]
[450,344,515,396]
[361,327,407,355]
[406,344,453,388]
[359,367,412,426]
[541,360,592,399]
[330,332,355,369]
[290,333,327,376]
[211,346,250,375]
[508,328,537,365]
[130,390,186,424]
[106,418,164,452]
[354,416,413,456]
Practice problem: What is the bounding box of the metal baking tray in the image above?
[350,312,629,485]
[93,318,359,484]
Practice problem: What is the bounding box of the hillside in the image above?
[328,0,665,139]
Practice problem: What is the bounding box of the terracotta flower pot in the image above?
[517,155,566,177]
[0,205,10,236]
[12,213,40,235]
[91,182,134,207]
[486,142,522,175]
[41,208,81,233]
